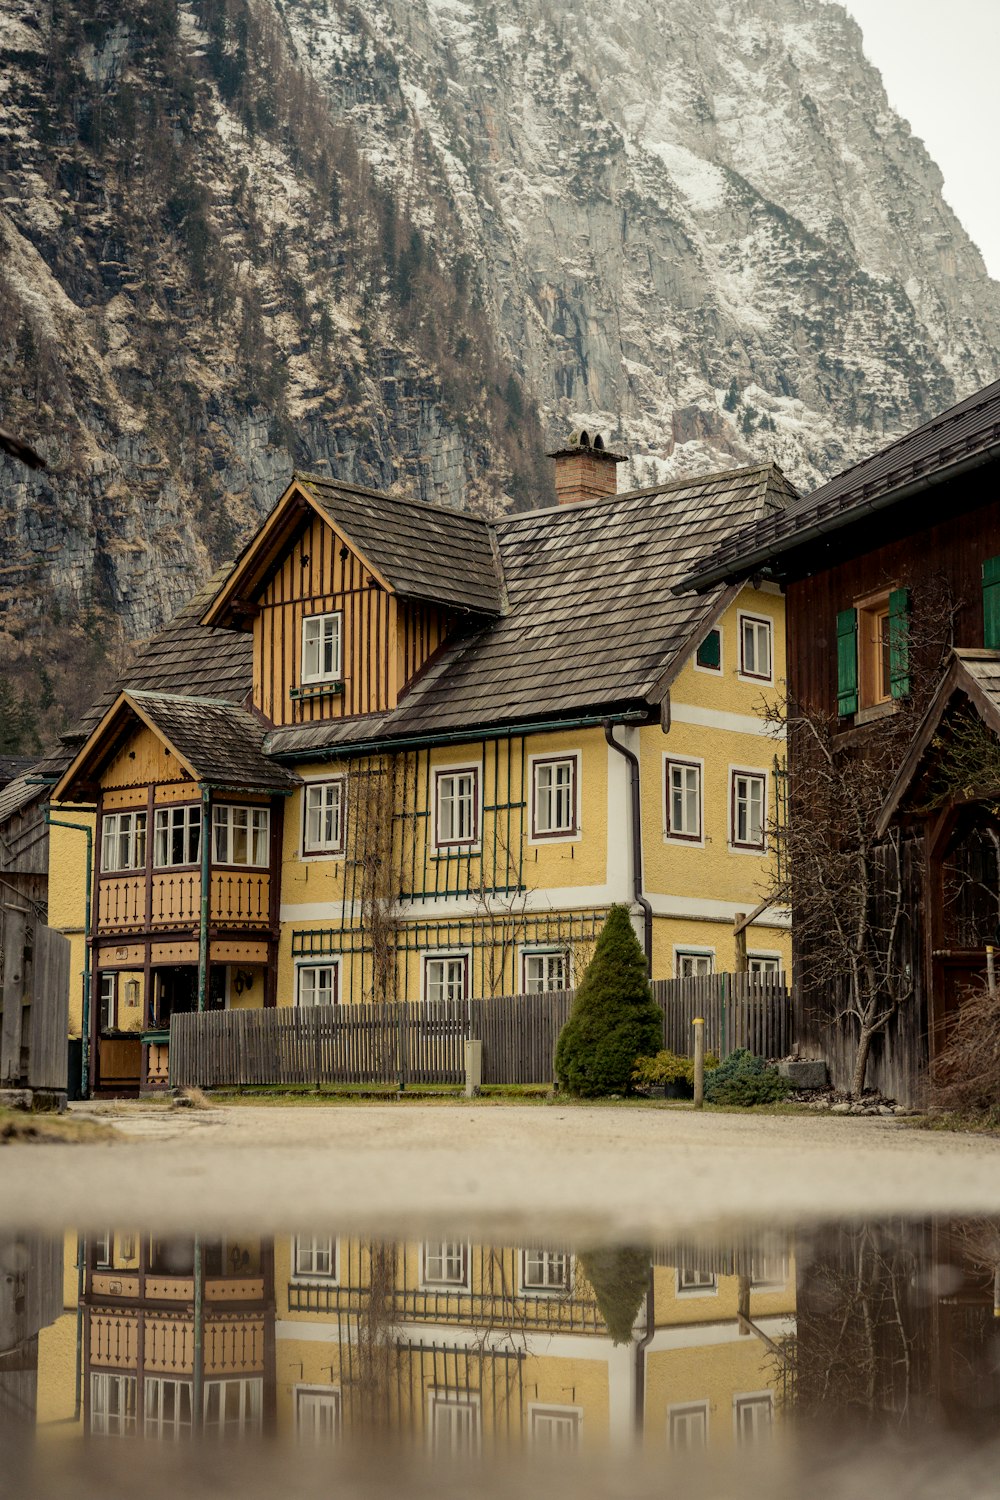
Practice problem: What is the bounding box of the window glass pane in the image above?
[213,808,228,863]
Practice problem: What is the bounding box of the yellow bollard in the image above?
[693,1018,705,1110]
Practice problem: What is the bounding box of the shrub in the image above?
[554,905,663,1097]
[577,1247,650,1345]
[703,1048,790,1107]
[929,980,1000,1125]
[631,1049,720,1094]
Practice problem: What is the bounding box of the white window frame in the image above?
[212,804,270,868]
[93,1231,113,1268]
[427,1389,481,1456]
[747,952,782,976]
[750,1251,790,1289]
[520,948,571,995]
[98,973,118,1033]
[663,754,704,844]
[420,1240,470,1290]
[100,809,147,873]
[203,1377,263,1438]
[421,951,471,1006]
[292,1235,338,1281]
[519,1248,571,1295]
[529,1403,583,1448]
[295,1384,342,1442]
[668,1400,709,1449]
[737,610,773,684]
[676,1267,718,1297]
[733,1391,774,1443]
[301,777,346,859]
[432,764,481,851]
[153,804,201,869]
[301,611,343,685]
[730,767,768,853]
[90,1372,136,1437]
[674,947,715,978]
[693,625,724,675]
[295,961,340,1008]
[144,1376,193,1440]
[528,751,581,842]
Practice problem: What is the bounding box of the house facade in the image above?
[680,379,1000,1101]
[49,437,792,1094]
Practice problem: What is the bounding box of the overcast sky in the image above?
[840,0,1000,280]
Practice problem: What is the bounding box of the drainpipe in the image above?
[197,787,211,1013]
[44,812,93,1099]
[634,1263,655,1434]
[604,723,653,971]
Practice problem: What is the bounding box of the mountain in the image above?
[1,0,999,745]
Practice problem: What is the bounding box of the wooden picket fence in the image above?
[169,974,790,1090]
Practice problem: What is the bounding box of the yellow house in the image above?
[49,434,792,1093]
[31,1230,794,1453]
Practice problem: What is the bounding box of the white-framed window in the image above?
[212,804,270,867]
[296,1385,342,1442]
[203,1378,263,1438]
[676,1267,718,1296]
[530,754,579,839]
[521,1249,570,1293]
[153,804,201,868]
[144,1377,193,1440]
[668,1401,709,1449]
[428,1391,480,1455]
[434,766,480,849]
[302,779,345,856]
[100,810,147,872]
[98,973,118,1033]
[295,963,338,1008]
[730,770,767,851]
[750,1251,789,1289]
[421,1240,469,1289]
[93,1231,113,1268]
[664,757,702,842]
[522,949,570,995]
[301,611,342,684]
[747,954,782,976]
[733,1391,774,1443]
[675,949,714,978]
[90,1372,136,1437]
[422,953,470,1006]
[293,1235,337,1279]
[530,1404,582,1449]
[738,612,773,683]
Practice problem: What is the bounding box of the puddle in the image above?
[3,1217,1000,1497]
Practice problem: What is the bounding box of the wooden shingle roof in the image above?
[124,692,295,792]
[677,379,1000,591]
[265,463,792,756]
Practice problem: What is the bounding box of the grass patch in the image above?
[206,1083,551,1106]
[0,1108,116,1144]
[903,1110,1000,1137]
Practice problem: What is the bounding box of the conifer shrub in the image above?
[554,905,663,1097]
[578,1247,651,1345]
[703,1048,790,1107]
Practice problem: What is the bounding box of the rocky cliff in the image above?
[1,0,999,745]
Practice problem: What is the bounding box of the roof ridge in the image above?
[495,462,777,527]
[127,689,245,709]
[296,471,494,528]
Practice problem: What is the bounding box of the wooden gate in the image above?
[0,903,71,1091]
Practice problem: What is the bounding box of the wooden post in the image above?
[693,1017,705,1110]
[734,913,748,974]
[988,945,996,999]
[464,1039,482,1099]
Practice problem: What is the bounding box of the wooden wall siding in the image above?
[0,907,70,1089]
[787,494,999,719]
[170,975,792,1088]
[103,725,190,791]
[397,601,452,694]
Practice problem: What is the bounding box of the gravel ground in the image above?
[3,1100,999,1239]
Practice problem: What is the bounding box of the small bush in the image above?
[577,1247,651,1345]
[632,1049,720,1093]
[703,1048,790,1107]
[929,981,1000,1125]
[555,906,663,1097]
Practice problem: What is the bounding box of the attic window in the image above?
[301,612,342,684]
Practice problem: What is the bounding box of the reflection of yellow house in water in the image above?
[31,1232,794,1453]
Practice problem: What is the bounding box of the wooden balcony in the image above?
[89,1310,266,1374]
[96,871,271,934]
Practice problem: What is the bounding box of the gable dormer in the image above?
[202,475,503,728]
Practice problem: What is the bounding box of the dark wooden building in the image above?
[680,380,1000,1101]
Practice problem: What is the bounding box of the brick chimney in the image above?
[547,430,626,505]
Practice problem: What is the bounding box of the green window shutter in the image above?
[836,608,858,716]
[696,629,721,670]
[983,556,1000,648]
[888,587,910,699]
